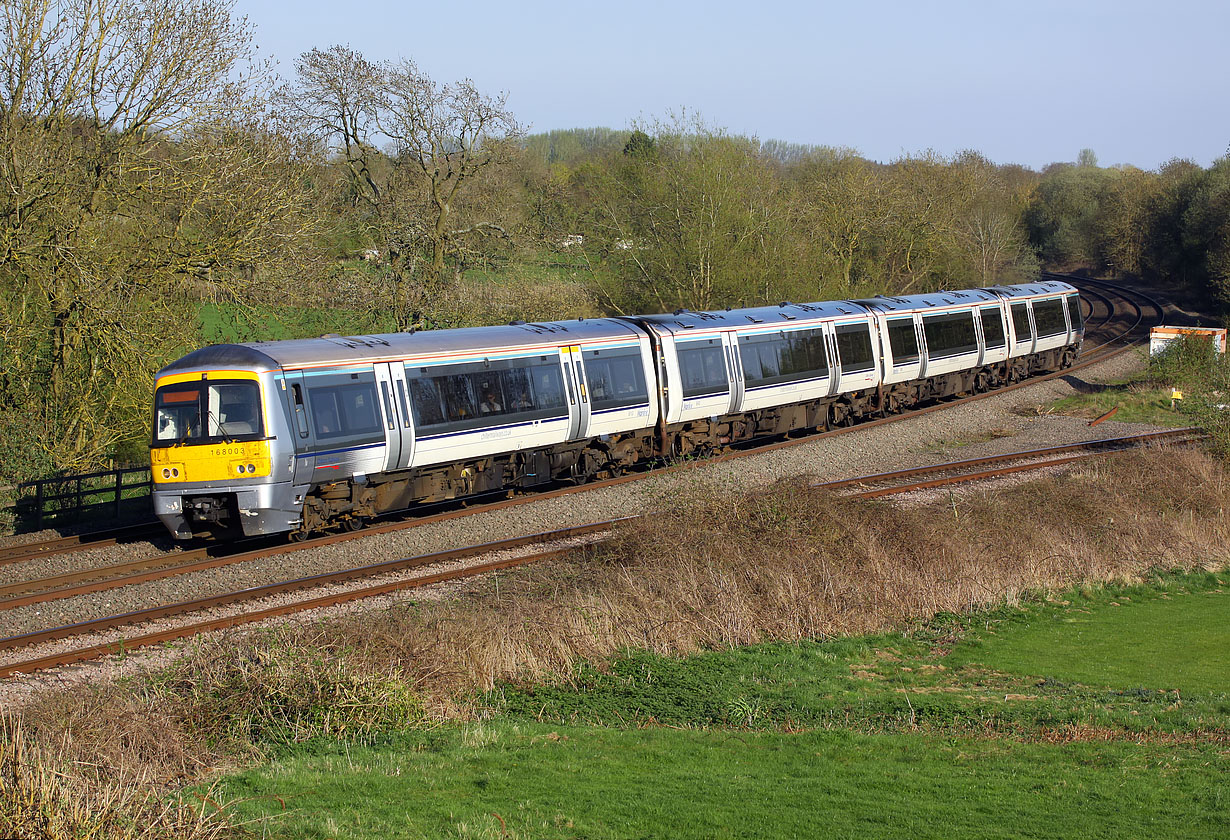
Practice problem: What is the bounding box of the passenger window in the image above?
[1011,303,1032,343]
[922,312,978,359]
[583,348,649,410]
[835,323,874,372]
[1033,299,1067,337]
[677,340,728,398]
[980,308,1006,349]
[739,328,828,385]
[1067,294,1083,330]
[441,375,477,422]
[307,381,382,440]
[409,377,445,427]
[406,359,570,436]
[886,318,919,365]
[529,364,566,409]
[754,341,781,378]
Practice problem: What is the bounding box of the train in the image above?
[150,279,1084,540]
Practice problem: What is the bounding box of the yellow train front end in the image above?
[150,367,292,539]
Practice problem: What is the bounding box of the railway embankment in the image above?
[8,443,1229,791]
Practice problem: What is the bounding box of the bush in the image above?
[1144,336,1230,455]
[151,633,427,746]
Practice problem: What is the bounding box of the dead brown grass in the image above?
[340,444,1224,699]
[11,446,1230,815]
[0,711,234,839]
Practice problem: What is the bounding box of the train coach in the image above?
[150,279,1083,540]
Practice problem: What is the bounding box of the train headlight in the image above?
[162,468,171,479]
[246,463,256,473]
[237,464,246,474]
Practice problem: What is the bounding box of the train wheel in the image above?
[598,462,625,480]
[342,516,367,532]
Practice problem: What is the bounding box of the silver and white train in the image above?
[150,279,1083,539]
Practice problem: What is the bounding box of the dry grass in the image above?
[9,446,1230,826]
[0,712,234,839]
[341,445,1225,697]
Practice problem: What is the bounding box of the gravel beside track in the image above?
[0,347,1162,704]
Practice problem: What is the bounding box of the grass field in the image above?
[948,583,1228,695]
[219,570,1229,839]
[1046,381,1192,426]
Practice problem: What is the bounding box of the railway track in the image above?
[0,427,1201,679]
[0,276,1177,679]
[3,275,1155,569]
[820,427,1203,497]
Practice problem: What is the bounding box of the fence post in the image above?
[114,466,123,519]
[34,481,44,530]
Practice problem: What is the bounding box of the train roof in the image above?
[852,288,1001,314]
[853,280,1078,314]
[631,300,867,334]
[986,279,1078,299]
[157,318,642,376]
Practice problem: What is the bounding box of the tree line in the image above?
[1,0,1226,482]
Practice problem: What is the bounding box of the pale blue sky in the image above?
[236,0,1228,170]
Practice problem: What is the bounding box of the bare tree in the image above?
[289,46,525,330]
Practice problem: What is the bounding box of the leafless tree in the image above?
[289,46,525,330]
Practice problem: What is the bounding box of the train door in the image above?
[562,345,592,439]
[391,363,414,469]
[823,324,841,395]
[721,330,743,413]
[373,361,413,471]
[915,314,931,379]
[282,370,316,485]
[373,362,410,471]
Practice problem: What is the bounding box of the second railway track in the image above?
[0,274,1179,681]
[1,274,1158,574]
[0,426,1203,679]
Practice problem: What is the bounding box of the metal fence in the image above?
[13,466,153,530]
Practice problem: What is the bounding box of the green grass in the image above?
[198,302,394,345]
[223,724,1225,840]
[1049,338,1230,432]
[1047,382,1192,426]
[216,570,1230,839]
[949,585,1228,694]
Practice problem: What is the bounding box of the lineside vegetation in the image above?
[4,447,1228,835]
[1048,336,1230,453]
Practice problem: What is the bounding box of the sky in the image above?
[234,0,1229,170]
